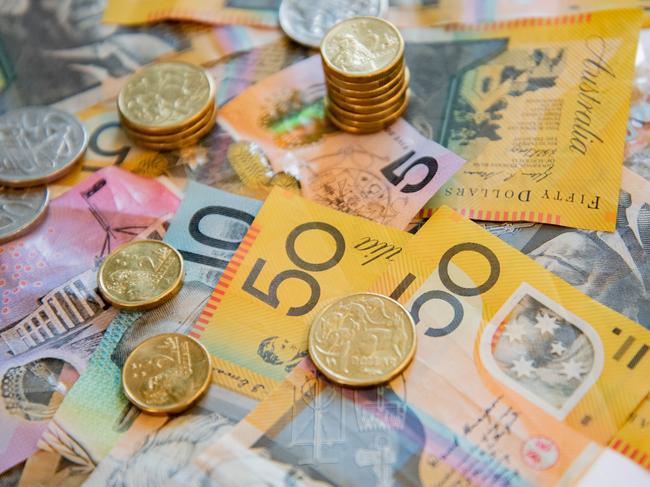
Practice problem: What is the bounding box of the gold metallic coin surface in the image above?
[308,293,416,387]
[323,59,404,90]
[118,62,215,133]
[124,110,217,152]
[122,333,212,414]
[98,240,184,311]
[327,90,410,134]
[327,68,410,104]
[321,16,404,80]
[326,93,406,123]
[120,102,216,143]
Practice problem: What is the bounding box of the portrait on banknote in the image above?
[0,0,188,110]
[488,183,650,329]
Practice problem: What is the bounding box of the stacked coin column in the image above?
[320,17,410,134]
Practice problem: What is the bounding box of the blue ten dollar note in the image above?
[37,182,262,464]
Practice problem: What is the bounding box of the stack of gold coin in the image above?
[320,16,409,134]
[118,61,216,151]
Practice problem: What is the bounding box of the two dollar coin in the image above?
[308,292,416,387]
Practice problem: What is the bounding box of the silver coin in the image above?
[279,0,389,48]
[0,107,88,188]
[0,186,49,244]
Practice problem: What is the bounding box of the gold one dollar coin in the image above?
[122,333,212,414]
[308,293,416,387]
[98,240,184,311]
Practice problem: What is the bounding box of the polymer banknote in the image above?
[388,1,650,27]
[83,382,257,486]
[168,356,602,487]
[402,9,641,232]
[17,183,262,486]
[626,29,650,182]
[191,187,413,399]
[167,204,650,486]
[48,39,307,199]
[0,167,178,473]
[483,166,650,470]
[0,0,273,115]
[219,55,466,229]
[103,0,279,27]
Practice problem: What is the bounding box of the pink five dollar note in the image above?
[0,166,179,473]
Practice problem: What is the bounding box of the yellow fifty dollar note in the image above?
[406,9,642,231]
[371,207,650,445]
[103,0,277,27]
[190,187,412,398]
[610,395,650,469]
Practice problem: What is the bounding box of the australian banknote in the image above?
[0,167,178,474]
[1,166,178,326]
[169,204,650,486]
[103,0,280,27]
[0,0,279,114]
[482,166,650,470]
[219,55,466,229]
[17,183,262,486]
[191,187,413,402]
[388,0,650,27]
[401,9,641,232]
[626,29,650,182]
[48,39,308,199]
[83,381,257,486]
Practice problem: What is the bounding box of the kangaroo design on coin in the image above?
[0,107,88,188]
[98,240,184,311]
[309,292,416,387]
[122,333,212,414]
[0,186,49,244]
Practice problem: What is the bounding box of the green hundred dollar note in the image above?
[19,183,262,486]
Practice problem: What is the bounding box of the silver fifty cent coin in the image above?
[0,107,88,188]
[0,186,49,244]
[279,0,389,48]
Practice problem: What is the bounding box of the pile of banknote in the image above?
[1,1,650,487]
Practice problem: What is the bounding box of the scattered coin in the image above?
[122,333,212,414]
[0,186,49,244]
[98,239,184,311]
[0,107,88,188]
[320,17,409,133]
[279,0,388,48]
[321,16,403,79]
[308,292,416,387]
[118,62,217,151]
[118,62,215,133]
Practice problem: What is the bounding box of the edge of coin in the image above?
[97,239,185,311]
[0,108,89,188]
[308,292,417,387]
[118,62,216,135]
[327,77,409,118]
[327,67,410,103]
[0,186,50,244]
[326,93,406,123]
[323,58,404,90]
[326,90,410,134]
[122,101,216,143]
[320,16,404,81]
[121,333,212,415]
[124,108,218,152]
